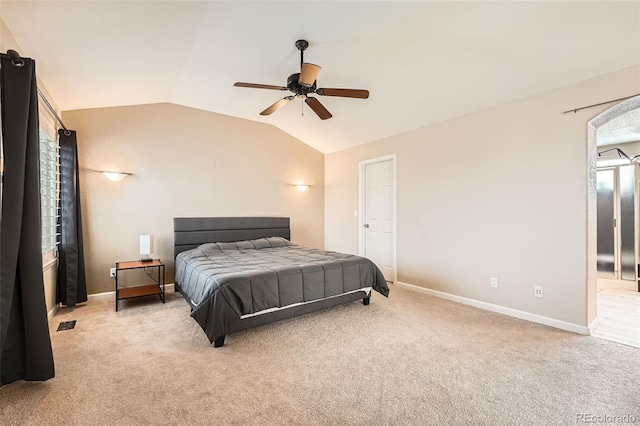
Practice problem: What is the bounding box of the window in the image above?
[0,92,60,262]
[39,125,60,261]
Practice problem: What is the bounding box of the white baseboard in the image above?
[47,284,176,321]
[396,281,591,335]
[88,283,175,301]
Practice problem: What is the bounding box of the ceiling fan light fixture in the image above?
[299,63,321,87]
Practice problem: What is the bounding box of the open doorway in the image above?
[590,96,640,347]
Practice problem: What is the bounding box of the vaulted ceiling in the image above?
[2,1,638,154]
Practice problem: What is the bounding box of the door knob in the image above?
[364,224,370,228]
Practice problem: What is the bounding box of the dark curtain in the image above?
[0,54,55,386]
[57,130,87,306]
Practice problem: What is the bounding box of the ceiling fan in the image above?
[234,39,369,120]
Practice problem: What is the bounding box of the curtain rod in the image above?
[562,94,640,114]
[5,49,69,132]
[37,87,68,132]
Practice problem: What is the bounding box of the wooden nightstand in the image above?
[115,259,165,312]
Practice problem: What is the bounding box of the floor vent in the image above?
[57,320,76,332]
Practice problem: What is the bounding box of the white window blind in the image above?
[39,127,60,254]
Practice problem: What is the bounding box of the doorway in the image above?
[589,95,640,347]
[359,154,396,283]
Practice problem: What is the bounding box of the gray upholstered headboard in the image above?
[173,217,291,258]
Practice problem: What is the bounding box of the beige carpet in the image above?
[1,284,639,425]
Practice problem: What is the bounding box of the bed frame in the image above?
[173,217,370,347]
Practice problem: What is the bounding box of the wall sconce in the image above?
[101,171,132,182]
[295,184,310,192]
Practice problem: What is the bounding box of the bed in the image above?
[174,217,389,347]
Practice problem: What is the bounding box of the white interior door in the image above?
[361,156,395,282]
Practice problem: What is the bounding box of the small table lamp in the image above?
[140,234,154,262]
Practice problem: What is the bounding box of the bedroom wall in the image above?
[62,103,324,295]
[1,18,60,317]
[325,65,640,329]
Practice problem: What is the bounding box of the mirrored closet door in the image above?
[596,164,637,281]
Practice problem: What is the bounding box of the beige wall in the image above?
[2,19,59,316]
[63,103,324,295]
[325,66,640,328]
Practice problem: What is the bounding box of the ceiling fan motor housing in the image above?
[287,73,316,96]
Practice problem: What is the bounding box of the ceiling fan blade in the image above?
[305,97,332,120]
[299,63,321,87]
[234,82,288,91]
[316,88,369,99]
[260,96,295,116]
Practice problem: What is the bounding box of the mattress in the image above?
[240,287,372,319]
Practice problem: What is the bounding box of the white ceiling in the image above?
[2,1,639,154]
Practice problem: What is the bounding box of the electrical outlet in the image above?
[534,285,543,298]
[110,267,116,278]
[490,277,498,288]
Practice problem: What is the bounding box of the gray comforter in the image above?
[175,237,389,341]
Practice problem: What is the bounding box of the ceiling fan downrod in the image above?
[295,39,309,68]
